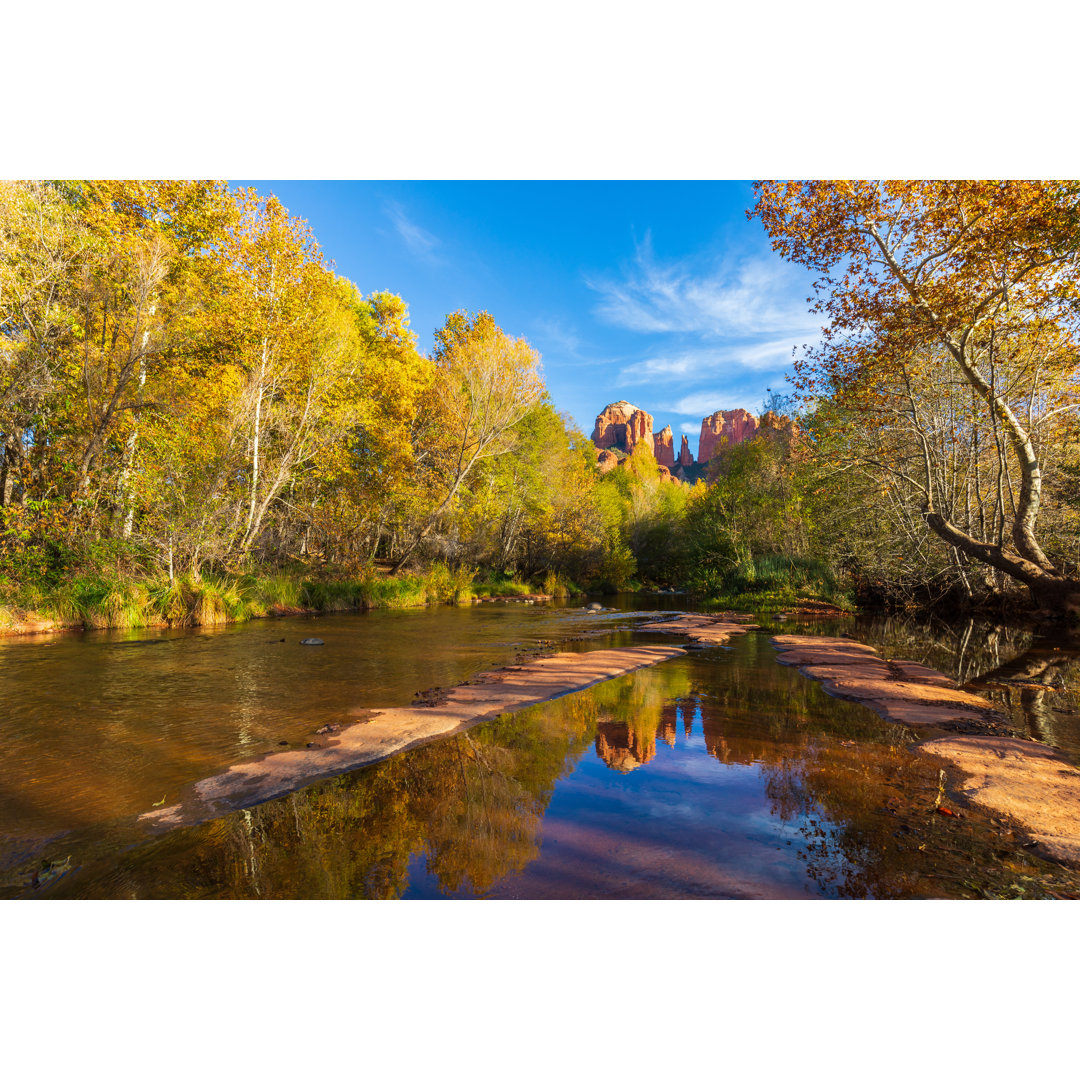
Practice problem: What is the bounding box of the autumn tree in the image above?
[678,414,818,597]
[0,181,88,506]
[3,180,668,614]
[56,182,232,513]
[753,181,1080,615]
[325,290,434,564]
[392,311,543,570]
[454,401,610,579]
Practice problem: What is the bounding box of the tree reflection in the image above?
[43,637,1080,900]
[853,613,1080,760]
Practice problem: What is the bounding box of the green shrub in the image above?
[540,570,581,597]
[689,555,853,611]
[470,569,532,598]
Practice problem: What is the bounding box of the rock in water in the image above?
[300,638,324,646]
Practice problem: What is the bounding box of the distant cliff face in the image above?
[698,409,759,464]
[591,401,653,455]
[653,425,675,467]
[591,401,777,480]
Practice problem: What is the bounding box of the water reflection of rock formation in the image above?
[594,711,678,771]
[588,665,692,773]
[701,712,774,767]
[595,719,656,772]
[592,698,790,773]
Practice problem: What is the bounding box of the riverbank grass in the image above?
[0,562,578,633]
[690,555,855,614]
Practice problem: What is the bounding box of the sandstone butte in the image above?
[140,644,686,831]
[698,408,759,464]
[677,434,693,467]
[771,634,1080,868]
[590,402,770,478]
[592,401,653,456]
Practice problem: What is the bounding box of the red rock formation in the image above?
[698,408,760,464]
[759,410,798,441]
[596,449,618,474]
[591,401,653,456]
[677,435,693,467]
[653,424,675,468]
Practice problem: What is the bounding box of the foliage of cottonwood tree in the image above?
[0,181,644,604]
[753,180,1080,614]
[391,310,544,570]
[0,181,83,507]
[451,401,613,579]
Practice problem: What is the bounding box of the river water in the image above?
[3,597,1079,899]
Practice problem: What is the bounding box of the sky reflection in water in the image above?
[6,603,1080,899]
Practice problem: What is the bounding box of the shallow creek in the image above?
[3,598,1080,898]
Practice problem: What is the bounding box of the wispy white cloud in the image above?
[531,317,583,359]
[588,234,819,339]
[383,200,441,262]
[617,337,809,385]
[664,389,767,417]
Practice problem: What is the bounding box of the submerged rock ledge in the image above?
[647,612,758,646]
[772,634,1080,868]
[140,644,686,830]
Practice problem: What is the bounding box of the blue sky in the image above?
[239,181,821,457]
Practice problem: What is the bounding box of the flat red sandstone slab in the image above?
[774,648,880,667]
[888,660,956,686]
[772,635,1080,870]
[772,635,1000,720]
[648,614,758,645]
[772,635,875,650]
[804,667,996,711]
[916,736,1080,867]
[871,700,995,727]
[140,644,685,831]
[799,661,894,683]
